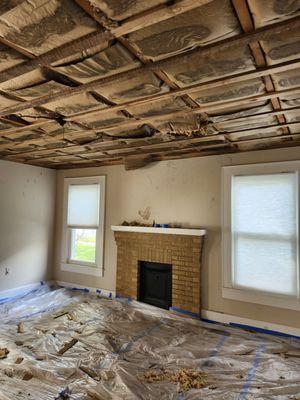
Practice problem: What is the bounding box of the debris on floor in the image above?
[0,348,9,359]
[17,322,25,334]
[142,368,208,391]
[0,285,300,399]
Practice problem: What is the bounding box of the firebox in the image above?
[138,261,172,310]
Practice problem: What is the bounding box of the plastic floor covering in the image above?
[0,286,300,400]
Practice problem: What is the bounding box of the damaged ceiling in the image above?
[0,0,299,169]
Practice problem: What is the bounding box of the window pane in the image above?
[70,229,96,264]
[232,173,298,295]
[68,184,100,227]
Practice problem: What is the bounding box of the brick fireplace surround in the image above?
[112,226,206,316]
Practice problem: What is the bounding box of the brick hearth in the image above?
[113,228,205,315]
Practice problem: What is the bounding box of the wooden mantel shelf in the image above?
[111,225,206,236]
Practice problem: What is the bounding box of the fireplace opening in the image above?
[138,261,172,310]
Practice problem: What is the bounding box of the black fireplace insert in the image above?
[138,261,172,310]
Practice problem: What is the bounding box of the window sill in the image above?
[222,287,300,311]
[61,262,103,277]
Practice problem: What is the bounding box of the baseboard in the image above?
[56,280,115,298]
[0,280,54,302]
[201,309,300,338]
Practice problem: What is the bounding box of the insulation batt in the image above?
[0,44,26,73]
[94,71,169,104]
[0,286,300,399]
[248,0,300,28]
[88,0,166,21]
[44,92,108,117]
[261,26,300,66]
[0,0,97,55]
[127,0,240,60]
[163,44,255,87]
[55,43,140,84]
[191,79,266,105]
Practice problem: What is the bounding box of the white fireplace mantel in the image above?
[111,225,206,236]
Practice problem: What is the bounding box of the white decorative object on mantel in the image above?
[111,225,206,236]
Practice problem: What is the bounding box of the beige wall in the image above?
[0,160,56,291]
[55,146,300,328]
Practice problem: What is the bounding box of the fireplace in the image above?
[138,261,172,310]
[112,225,206,315]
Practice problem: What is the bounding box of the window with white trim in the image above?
[222,162,300,311]
[61,176,105,277]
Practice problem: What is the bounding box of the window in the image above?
[61,176,105,277]
[222,162,300,311]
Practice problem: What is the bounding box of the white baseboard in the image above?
[202,309,300,338]
[0,280,54,301]
[56,280,115,298]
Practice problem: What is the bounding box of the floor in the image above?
[0,286,300,400]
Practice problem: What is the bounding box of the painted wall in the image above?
[0,160,56,291]
[54,146,300,328]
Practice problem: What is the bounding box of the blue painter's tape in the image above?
[71,287,89,293]
[229,322,300,340]
[238,342,265,400]
[201,318,300,340]
[116,295,132,303]
[169,306,199,318]
[97,319,165,369]
[202,334,228,367]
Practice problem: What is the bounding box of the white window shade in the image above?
[231,173,298,296]
[67,184,100,227]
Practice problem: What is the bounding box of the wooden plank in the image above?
[57,338,78,355]
[0,38,34,59]
[0,17,299,115]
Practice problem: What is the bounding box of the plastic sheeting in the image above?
[1,285,300,400]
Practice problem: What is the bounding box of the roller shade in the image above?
[67,184,100,227]
[231,172,298,296]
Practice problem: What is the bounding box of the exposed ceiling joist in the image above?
[0,1,299,168]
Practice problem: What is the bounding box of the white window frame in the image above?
[61,176,105,277]
[222,161,300,311]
